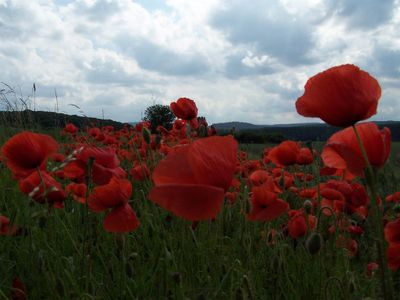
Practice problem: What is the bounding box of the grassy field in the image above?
[0,127,399,299]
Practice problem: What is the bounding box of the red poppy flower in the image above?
[170,97,198,120]
[267,141,300,167]
[247,184,289,221]
[149,136,237,221]
[384,219,400,245]
[66,183,87,204]
[130,163,150,181]
[321,122,391,177]
[19,171,66,207]
[249,170,270,186]
[0,215,18,236]
[288,210,316,239]
[89,177,139,232]
[1,131,58,179]
[297,147,314,165]
[296,64,381,127]
[367,262,379,278]
[386,244,400,271]
[64,123,78,134]
[386,192,400,203]
[11,276,27,300]
[63,146,126,185]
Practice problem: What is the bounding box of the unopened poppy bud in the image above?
[303,200,313,214]
[305,232,323,255]
[142,127,151,144]
[154,134,162,147]
[116,233,125,250]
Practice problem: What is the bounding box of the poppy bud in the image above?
[116,234,125,250]
[305,232,323,255]
[154,134,162,147]
[142,127,151,144]
[303,200,313,214]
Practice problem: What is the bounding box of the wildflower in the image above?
[247,184,289,221]
[170,97,198,120]
[1,131,58,179]
[321,122,391,177]
[89,177,139,232]
[296,64,381,127]
[149,136,237,221]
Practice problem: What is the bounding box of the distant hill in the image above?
[213,121,400,142]
[0,110,126,130]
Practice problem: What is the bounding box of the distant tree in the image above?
[143,104,175,132]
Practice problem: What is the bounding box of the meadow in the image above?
[0,119,398,299]
[1,65,400,299]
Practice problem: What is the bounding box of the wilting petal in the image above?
[103,204,140,233]
[149,184,225,221]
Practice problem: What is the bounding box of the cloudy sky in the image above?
[0,0,399,125]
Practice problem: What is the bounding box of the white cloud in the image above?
[0,0,399,125]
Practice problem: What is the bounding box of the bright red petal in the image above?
[247,198,289,221]
[148,184,225,221]
[103,204,140,233]
[188,136,238,191]
[152,145,197,185]
[89,177,132,211]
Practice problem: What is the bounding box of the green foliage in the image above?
[143,104,175,132]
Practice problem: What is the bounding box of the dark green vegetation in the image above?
[0,110,126,131]
[216,121,400,143]
[143,104,175,132]
[0,130,399,298]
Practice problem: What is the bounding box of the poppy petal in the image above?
[103,204,140,233]
[148,184,225,221]
[188,136,238,191]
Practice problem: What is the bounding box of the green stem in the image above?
[352,125,394,300]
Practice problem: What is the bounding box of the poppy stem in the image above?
[352,125,394,300]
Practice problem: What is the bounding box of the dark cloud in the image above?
[210,1,315,66]
[114,36,210,76]
[327,0,395,29]
[369,47,400,78]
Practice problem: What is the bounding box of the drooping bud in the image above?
[305,232,323,255]
[142,126,151,144]
[303,199,313,214]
